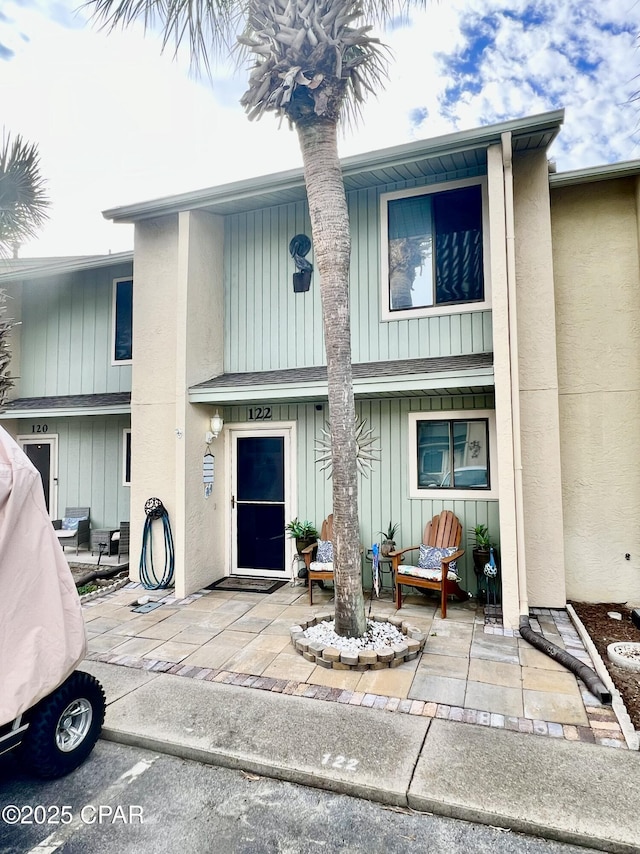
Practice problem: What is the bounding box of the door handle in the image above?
[231,495,235,509]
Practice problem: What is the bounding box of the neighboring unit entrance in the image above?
[18,435,58,517]
[230,426,293,579]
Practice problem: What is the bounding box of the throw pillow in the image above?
[418,544,458,573]
[316,539,334,563]
[62,517,80,531]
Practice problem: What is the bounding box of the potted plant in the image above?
[468,524,492,582]
[285,518,318,556]
[378,521,400,557]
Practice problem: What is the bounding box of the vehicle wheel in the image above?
[22,671,105,779]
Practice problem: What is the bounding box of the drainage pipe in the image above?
[74,564,126,589]
[519,615,611,704]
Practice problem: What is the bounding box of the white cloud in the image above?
[1,0,639,256]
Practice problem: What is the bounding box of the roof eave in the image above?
[550,159,640,188]
[0,404,131,419]
[0,251,134,284]
[104,110,564,224]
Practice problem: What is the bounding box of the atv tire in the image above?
[22,671,105,779]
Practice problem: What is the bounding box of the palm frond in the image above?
[0,133,50,257]
[85,0,426,128]
[84,0,242,74]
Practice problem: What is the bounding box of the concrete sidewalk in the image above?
[82,657,640,854]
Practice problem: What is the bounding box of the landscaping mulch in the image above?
[571,601,640,731]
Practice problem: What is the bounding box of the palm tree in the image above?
[0,133,49,258]
[0,133,49,407]
[86,0,424,637]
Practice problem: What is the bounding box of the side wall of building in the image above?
[514,151,566,608]
[551,176,640,605]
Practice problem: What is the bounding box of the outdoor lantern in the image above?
[205,410,224,444]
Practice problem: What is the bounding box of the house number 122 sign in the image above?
[247,407,272,421]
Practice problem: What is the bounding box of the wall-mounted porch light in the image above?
[289,234,313,293]
[205,410,224,444]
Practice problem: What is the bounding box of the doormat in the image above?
[206,577,288,594]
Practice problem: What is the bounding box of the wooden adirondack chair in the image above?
[391,510,468,618]
[301,514,334,605]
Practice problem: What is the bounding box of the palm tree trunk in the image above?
[296,118,366,638]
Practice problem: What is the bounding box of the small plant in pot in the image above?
[378,521,400,557]
[468,524,493,596]
[285,518,318,557]
[469,524,491,567]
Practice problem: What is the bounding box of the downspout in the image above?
[501,131,528,618]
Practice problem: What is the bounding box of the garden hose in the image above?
[139,498,175,589]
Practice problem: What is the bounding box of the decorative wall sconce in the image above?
[289,234,313,292]
[205,410,224,444]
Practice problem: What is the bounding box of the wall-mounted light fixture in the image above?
[205,410,224,444]
[289,234,313,293]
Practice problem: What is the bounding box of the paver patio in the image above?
[82,576,628,747]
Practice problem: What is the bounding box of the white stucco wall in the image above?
[129,216,179,585]
[175,210,225,597]
[130,211,225,596]
[551,177,640,605]
[513,151,566,608]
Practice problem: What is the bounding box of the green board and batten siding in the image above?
[18,262,133,397]
[14,263,132,530]
[15,416,130,530]
[224,179,492,372]
[223,171,497,592]
[226,396,498,593]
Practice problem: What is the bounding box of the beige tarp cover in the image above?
[0,427,87,725]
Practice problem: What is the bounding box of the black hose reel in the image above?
[139,498,175,590]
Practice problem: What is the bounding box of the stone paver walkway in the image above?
[83,579,627,748]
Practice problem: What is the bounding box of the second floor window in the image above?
[382,181,485,317]
[113,277,133,363]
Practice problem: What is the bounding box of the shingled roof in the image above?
[0,392,131,418]
[190,354,494,404]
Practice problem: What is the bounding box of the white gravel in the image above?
[303,619,406,652]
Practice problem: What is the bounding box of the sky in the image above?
[1,0,639,257]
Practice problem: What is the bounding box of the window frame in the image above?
[380,177,490,322]
[408,409,498,499]
[123,428,131,487]
[112,276,133,365]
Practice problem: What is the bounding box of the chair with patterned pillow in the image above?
[301,514,335,605]
[390,510,468,618]
[52,507,90,555]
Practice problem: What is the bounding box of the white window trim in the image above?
[408,409,498,500]
[112,276,133,366]
[380,177,491,322]
[123,428,131,487]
